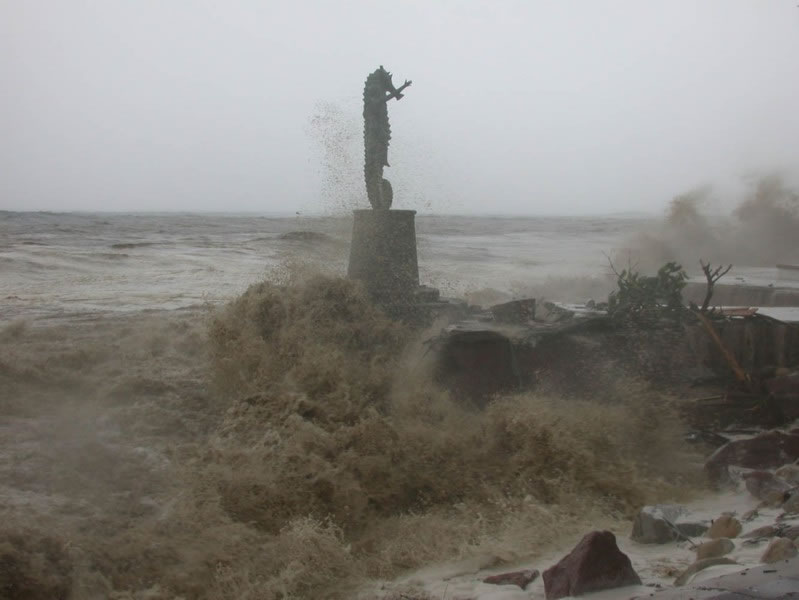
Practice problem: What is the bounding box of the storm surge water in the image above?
[2,173,798,598]
[0,266,702,599]
[1,271,701,599]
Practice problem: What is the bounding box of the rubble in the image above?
[630,504,708,544]
[535,301,575,324]
[490,298,536,324]
[432,291,799,429]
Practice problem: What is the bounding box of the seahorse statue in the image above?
[363,66,411,210]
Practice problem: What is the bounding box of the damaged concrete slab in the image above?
[432,303,612,405]
[431,295,799,428]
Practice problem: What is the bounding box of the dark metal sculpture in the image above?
[363,66,411,210]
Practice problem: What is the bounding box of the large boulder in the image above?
[704,430,799,486]
[630,504,708,543]
[542,531,641,599]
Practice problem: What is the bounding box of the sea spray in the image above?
[621,174,799,273]
[197,274,702,597]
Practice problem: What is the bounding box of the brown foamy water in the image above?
[0,273,703,600]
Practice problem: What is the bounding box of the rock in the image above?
[760,537,798,563]
[765,372,799,397]
[741,508,759,522]
[535,301,574,324]
[483,569,539,589]
[782,488,799,513]
[491,299,536,324]
[707,514,742,539]
[695,538,735,560]
[674,520,709,539]
[542,530,641,599]
[673,558,738,586]
[776,464,799,485]
[741,525,781,539]
[743,470,792,504]
[630,504,708,544]
[704,430,799,486]
[782,525,799,540]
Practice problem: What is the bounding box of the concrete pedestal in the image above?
[348,209,419,303]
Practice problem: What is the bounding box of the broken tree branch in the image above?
[699,260,732,312]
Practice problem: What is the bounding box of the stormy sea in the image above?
[1,196,797,599]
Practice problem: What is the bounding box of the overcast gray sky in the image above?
[2,1,798,214]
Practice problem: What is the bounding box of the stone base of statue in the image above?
[348,209,419,299]
[348,209,442,319]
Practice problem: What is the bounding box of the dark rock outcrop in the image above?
[704,430,799,486]
[542,530,641,599]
